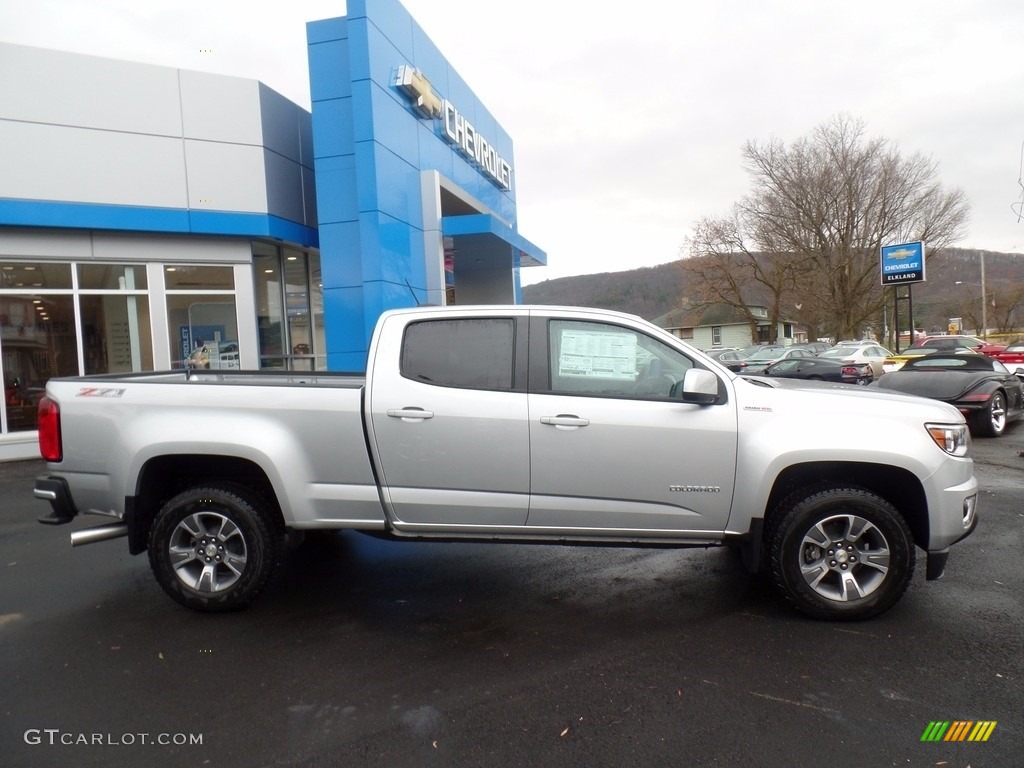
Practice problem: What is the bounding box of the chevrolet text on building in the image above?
[396,65,512,190]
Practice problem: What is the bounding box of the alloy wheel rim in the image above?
[798,513,891,602]
[168,510,248,592]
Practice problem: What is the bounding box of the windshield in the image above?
[819,348,852,359]
[749,348,787,361]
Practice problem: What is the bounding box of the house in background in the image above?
[655,303,807,350]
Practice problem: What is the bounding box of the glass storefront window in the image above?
[253,244,324,371]
[164,265,234,290]
[78,263,149,290]
[1,262,72,289]
[80,295,153,374]
[1,295,79,432]
[254,247,285,368]
[285,249,312,370]
[166,295,239,369]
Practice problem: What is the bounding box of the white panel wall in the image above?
[0,120,189,207]
[184,139,268,213]
[0,43,316,228]
[0,44,182,135]
[0,228,252,263]
[0,228,93,258]
[91,233,254,263]
[179,70,263,145]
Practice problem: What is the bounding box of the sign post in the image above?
[880,241,926,353]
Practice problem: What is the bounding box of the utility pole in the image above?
[981,252,987,339]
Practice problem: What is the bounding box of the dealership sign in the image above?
[880,241,926,285]
[396,65,512,190]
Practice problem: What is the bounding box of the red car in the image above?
[993,339,1024,376]
[907,335,1005,357]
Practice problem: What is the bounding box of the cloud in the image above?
[2,0,1023,284]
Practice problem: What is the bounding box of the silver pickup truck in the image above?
[34,305,979,620]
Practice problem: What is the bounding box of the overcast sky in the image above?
[2,0,1023,286]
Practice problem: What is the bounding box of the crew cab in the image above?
[34,306,979,620]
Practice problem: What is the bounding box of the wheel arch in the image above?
[126,454,283,555]
[764,462,929,550]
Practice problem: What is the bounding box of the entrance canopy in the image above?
[442,214,546,271]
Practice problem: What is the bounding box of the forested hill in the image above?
[522,261,685,319]
[522,248,1024,323]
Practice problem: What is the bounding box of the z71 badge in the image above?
[76,388,126,398]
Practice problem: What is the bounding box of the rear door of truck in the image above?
[366,310,531,528]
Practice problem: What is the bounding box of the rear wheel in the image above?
[972,391,1007,437]
[767,485,914,620]
[148,484,284,612]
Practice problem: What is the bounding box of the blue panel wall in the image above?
[308,0,524,371]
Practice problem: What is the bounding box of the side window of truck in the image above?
[546,319,694,399]
[401,318,515,390]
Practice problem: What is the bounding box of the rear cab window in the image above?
[400,318,516,390]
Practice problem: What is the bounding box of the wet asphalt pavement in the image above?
[1,428,1021,768]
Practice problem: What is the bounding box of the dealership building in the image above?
[0,0,545,459]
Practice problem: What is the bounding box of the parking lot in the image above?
[1,426,1021,768]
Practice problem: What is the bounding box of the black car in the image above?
[874,353,1024,437]
[742,346,816,374]
[760,357,873,385]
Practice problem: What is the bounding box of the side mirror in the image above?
[679,368,720,404]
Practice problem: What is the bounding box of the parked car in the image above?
[741,346,816,374]
[883,344,980,373]
[873,353,1023,437]
[992,339,1024,377]
[818,343,893,378]
[704,347,749,372]
[907,335,1005,357]
[790,341,831,355]
[761,357,873,385]
[738,343,786,358]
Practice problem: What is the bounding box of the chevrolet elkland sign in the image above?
[880,240,926,285]
[395,65,512,190]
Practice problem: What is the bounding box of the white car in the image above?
[819,343,893,377]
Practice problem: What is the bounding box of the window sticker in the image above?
[558,329,638,380]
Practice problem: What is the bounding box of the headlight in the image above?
[925,423,970,457]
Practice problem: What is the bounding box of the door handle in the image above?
[540,415,590,428]
[386,408,435,421]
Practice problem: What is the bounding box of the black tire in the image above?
[767,485,915,621]
[972,391,1007,437]
[148,484,284,612]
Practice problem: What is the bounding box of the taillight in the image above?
[37,396,62,462]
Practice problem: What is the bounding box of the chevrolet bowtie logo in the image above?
[396,65,443,119]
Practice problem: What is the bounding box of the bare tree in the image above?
[684,213,807,343]
[689,115,971,340]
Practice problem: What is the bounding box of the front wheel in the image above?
[768,486,915,620]
[972,391,1007,437]
[148,484,284,612]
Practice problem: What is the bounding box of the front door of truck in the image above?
[527,317,737,534]
[367,314,530,529]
